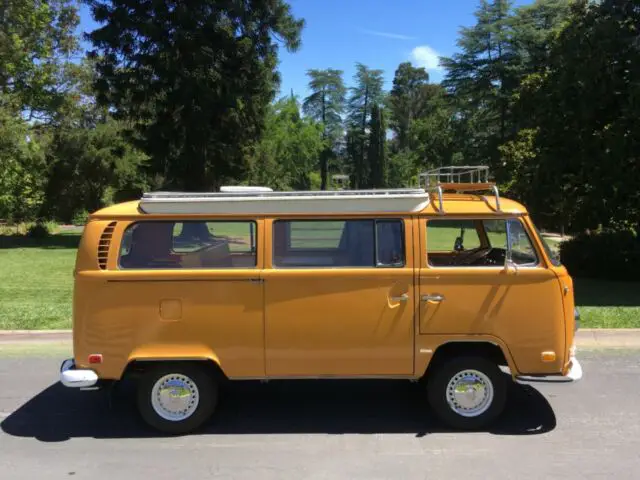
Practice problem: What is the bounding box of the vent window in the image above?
[98,222,117,270]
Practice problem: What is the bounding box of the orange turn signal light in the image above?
[541,351,556,362]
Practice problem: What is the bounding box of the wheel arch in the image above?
[422,337,518,379]
[123,357,227,382]
[122,345,228,382]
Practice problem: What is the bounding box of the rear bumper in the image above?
[60,358,98,388]
[515,353,583,384]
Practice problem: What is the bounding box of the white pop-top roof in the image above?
[219,186,273,193]
[139,188,430,215]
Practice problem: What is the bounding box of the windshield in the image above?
[532,224,562,266]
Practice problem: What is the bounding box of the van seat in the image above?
[198,239,233,267]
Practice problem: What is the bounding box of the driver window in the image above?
[427,219,482,267]
[482,219,538,265]
[426,218,538,267]
[501,219,538,265]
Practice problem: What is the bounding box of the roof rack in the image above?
[139,188,430,215]
[418,166,502,214]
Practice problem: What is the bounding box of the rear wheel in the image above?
[427,356,507,430]
[137,363,217,434]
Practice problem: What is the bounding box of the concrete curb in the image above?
[1,329,640,348]
[575,329,640,348]
[0,330,71,335]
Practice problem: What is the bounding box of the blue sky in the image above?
[78,0,533,99]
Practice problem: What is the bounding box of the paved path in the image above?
[1,349,639,479]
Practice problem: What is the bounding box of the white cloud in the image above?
[358,28,416,41]
[410,45,443,71]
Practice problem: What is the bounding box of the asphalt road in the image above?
[1,349,639,480]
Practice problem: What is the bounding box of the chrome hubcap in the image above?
[446,369,494,417]
[151,374,199,422]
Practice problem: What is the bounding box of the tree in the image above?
[510,0,573,74]
[87,0,304,191]
[303,69,346,190]
[508,0,640,232]
[41,118,149,222]
[0,0,80,121]
[368,104,387,188]
[347,63,385,188]
[440,0,517,174]
[247,97,324,191]
[388,62,430,151]
[409,84,458,169]
[0,101,48,221]
[388,149,418,188]
[38,60,149,222]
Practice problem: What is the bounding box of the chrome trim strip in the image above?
[227,374,417,381]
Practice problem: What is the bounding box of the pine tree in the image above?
[347,63,384,188]
[388,62,430,152]
[368,104,387,188]
[303,69,346,190]
[440,0,517,171]
[87,0,304,191]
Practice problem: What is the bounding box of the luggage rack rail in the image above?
[418,166,502,214]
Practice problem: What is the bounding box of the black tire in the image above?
[427,356,506,430]
[137,363,217,435]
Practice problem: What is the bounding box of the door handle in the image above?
[390,293,409,302]
[421,294,445,302]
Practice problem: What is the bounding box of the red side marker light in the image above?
[88,354,103,364]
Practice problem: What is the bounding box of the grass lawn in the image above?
[0,232,80,330]
[573,278,640,328]
[0,226,638,329]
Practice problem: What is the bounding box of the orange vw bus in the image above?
[60,167,581,434]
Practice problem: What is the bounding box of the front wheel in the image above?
[137,363,217,434]
[427,356,507,430]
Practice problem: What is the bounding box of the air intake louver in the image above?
[97,222,117,270]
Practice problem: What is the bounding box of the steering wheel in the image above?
[483,248,505,265]
[464,248,504,266]
[455,247,488,265]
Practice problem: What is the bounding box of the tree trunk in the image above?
[359,84,369,189]
[320,148,330,191]
[320,87,328,190]
[183,142,207,191]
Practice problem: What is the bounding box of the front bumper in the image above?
[515,353,583,384]
[60,358,98,388]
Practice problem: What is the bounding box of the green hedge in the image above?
[560,229,640,281]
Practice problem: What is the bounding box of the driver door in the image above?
[418,216,565,374]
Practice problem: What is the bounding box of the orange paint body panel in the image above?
[72,194,574,381]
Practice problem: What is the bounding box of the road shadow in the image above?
[0,234,81,250]
[1,376,555,442]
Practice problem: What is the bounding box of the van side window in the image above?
[273,219,404,268]
[376,220,404,267]
[118,221,257,269]
[427,218,537,267]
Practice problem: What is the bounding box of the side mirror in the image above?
[505,256,519,274]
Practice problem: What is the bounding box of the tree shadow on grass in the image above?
[1,376,555,442]
[573,277,640,307]
[0,234,81,250]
